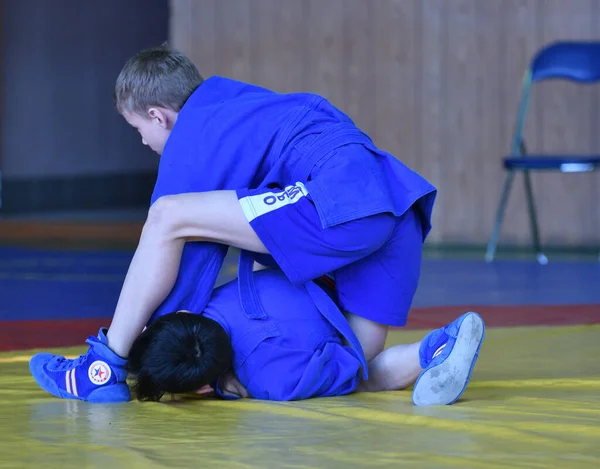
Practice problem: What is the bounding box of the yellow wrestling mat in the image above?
[1,325,599,469]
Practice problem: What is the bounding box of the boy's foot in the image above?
[412,312,485,406]
[29,328,130,403]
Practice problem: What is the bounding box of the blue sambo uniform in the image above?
[203,270,361,400]
[147,77,438,380]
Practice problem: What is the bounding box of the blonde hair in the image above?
[114,45,203,115]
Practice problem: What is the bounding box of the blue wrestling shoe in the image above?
[29,328,130,403]
[412,312,485,406]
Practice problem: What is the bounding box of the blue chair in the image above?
[485,41,600,264]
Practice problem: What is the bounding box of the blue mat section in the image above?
[1,247,599,321]
[0,247,131,321]
[414,259,600,307]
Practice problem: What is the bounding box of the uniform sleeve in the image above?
[146,141,228,324]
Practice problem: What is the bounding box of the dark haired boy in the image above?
[130,270,484,404]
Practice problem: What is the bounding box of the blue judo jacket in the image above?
[203,270,361,401]
[147,77,437,381]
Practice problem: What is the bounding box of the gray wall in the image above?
[0,0,169,212]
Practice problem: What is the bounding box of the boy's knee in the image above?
[147,195,182,234]
[346,313,388,362]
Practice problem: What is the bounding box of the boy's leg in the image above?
[107,184,396,357]
[356,311,485,406]
[334,208,486,405]
[106,190,268,357]
[356,341,423,392]
[332,206,424,391]
[334,205,425,362]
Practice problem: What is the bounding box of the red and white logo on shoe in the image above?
[88,361,112,385]
[432,343,447,359]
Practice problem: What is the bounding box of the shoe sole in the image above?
[412,312,485,406]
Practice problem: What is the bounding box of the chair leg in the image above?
[522,170,547,265]
[485,171,515,262]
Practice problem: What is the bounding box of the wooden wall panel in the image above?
[373,1,420,173]
[170,0,600,247]
[418,1,445,237]
[440,0,482,240]
[497,0,539,244]
[252,0,306,91]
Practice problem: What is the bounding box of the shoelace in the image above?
[54,335,98,371]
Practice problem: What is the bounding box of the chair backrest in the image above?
[510,41,600,155]
[530,41,600,83]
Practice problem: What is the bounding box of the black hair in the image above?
[127,312,233,401]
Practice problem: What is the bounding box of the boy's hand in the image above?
[219,371,249,398]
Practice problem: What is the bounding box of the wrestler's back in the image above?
[203,270,362,401]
